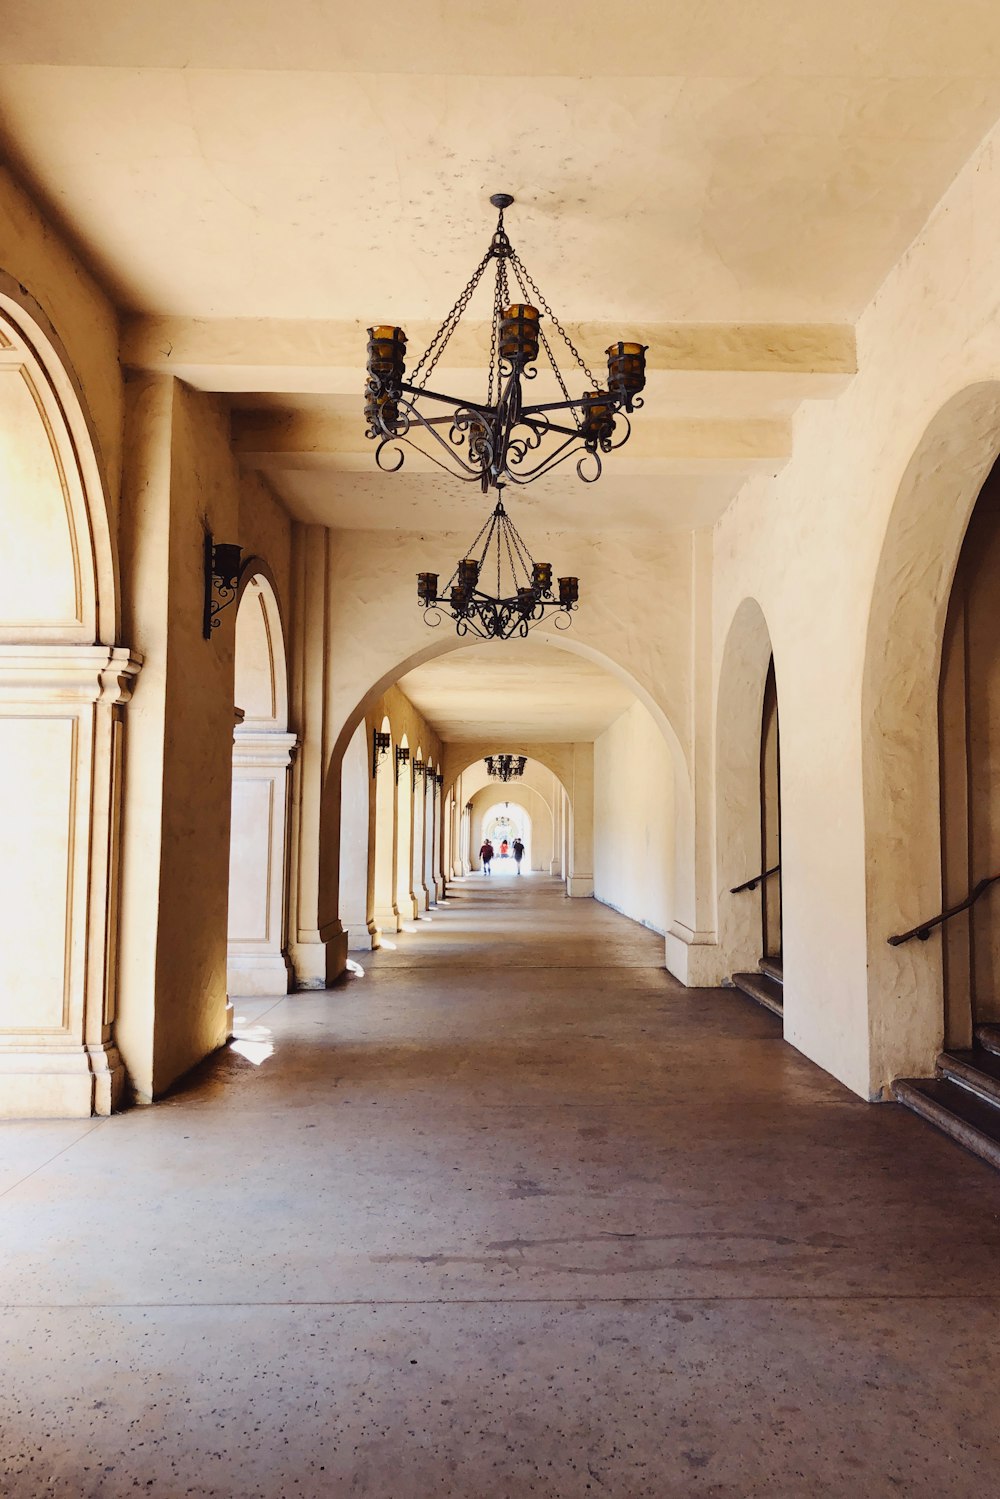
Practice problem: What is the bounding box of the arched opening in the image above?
[481,800,532,874]
[760,657,783,963]
[862,382,1000,1091]
[339,720,373,950]
[394,734,413,923]
[937,457,1000,1047]
[0,292,137,1117]
[715,598,781,1009]
[410,745,428,915]
[372,715,398,940]
[227,574,295,997]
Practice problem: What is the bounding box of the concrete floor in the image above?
[4,877,1000,1497]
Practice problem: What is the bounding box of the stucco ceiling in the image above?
[3,0,1000,530]
[397,640,637,743]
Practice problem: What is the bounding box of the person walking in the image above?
[479,838,494,875]
[512,836,525,874]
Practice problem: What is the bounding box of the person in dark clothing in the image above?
[479,839,494,875]
[512,837,525,873]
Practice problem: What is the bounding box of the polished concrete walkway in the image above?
[4,877,1000,1496]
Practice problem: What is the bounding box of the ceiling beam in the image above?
[122,316,856,393]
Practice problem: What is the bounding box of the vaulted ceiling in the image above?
[4,0,1000,535]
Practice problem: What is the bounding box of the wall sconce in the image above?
[412,758,426,785]
[395,745,410,782]
[204,534,252,638]
[372,728,391,778]
[435,772,444,789]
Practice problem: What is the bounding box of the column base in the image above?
[566,875,594,897]
[346,923,374,951]
[665,923,726,986]
[0,1042,125,1119]
[226,951,293,998]
[289,930,349,989]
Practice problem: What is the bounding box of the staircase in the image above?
[892,1026,1000,1170]
[730,957,783,1018]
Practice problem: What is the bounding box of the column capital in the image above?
[0,644,142,704]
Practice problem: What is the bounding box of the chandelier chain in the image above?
[509,250,602,389]
[509,260,575,414]
[409,248,493,390]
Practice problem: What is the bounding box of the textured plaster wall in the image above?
[710,117,1000,1098]
[594,701,675,934]
[117,377,240,1100]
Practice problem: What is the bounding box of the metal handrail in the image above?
[730,864,780,896]
[888,873,1000,946]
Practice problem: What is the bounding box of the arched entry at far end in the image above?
[227,572,296,999]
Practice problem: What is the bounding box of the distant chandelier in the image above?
[365,193,648,492]
[486,754,527,783]
[417,493,578,641]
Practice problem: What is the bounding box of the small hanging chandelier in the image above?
[486,754,527,783]
[417,491,578,640]
[365,193,647,491]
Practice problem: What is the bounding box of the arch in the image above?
[714,597,777,981]
[862,382,1000,1089]
[394,733,413,923]
[319,633,699,971]
[0,288,135,1117]
[371,714,399,939]
[227,572,296,997]
[478,798,534,873]
[0,284,118,644]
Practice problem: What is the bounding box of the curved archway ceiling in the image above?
[398,640,636,742]
[5,1,1000,528]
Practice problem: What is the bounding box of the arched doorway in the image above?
[938,456,1000,1048]
[760,657,782,964]
[0,294,138,1116]
[482,801,532,874]
[715,600,783,1017]
[227,574,296,997]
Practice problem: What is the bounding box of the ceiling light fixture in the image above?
[486,754,527,783]
[417,492,578,640]
[365,193,647,492]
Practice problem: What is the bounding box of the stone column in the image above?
[227,728,297,995]
[0,644,141,1117]
[287,524,347,987]
[566,742,595,897]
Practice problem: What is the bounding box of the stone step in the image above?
[937,1047,1000,1108]
[891,1076,1000,1172]
[758,957,783,985]
[974,1024,1000,1059]
[731,970,783,1018]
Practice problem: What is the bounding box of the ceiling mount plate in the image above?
[490,193,515,210]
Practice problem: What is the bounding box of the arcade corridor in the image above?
[3,879,1000,1494]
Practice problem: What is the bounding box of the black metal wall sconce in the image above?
[395,745,410,782]
[372,728,391,778]
[204,534,253,638]
[412,758,426,786]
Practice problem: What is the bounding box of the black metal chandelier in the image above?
[365,193,647,492]
[417,493,578,640]
[486,754,527,783]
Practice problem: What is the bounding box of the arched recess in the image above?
[410,745,429,914]
[0,290,139,1118]
[319,632,704,980]
[394,733,413,922]
[715,598,779,982]
[371,715,399,939]
[227,572,296,997]
[339,719,372,950]
[863,382,1000,1090]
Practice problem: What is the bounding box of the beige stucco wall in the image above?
[710,118,1000,1098]
[594,701,675,934]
